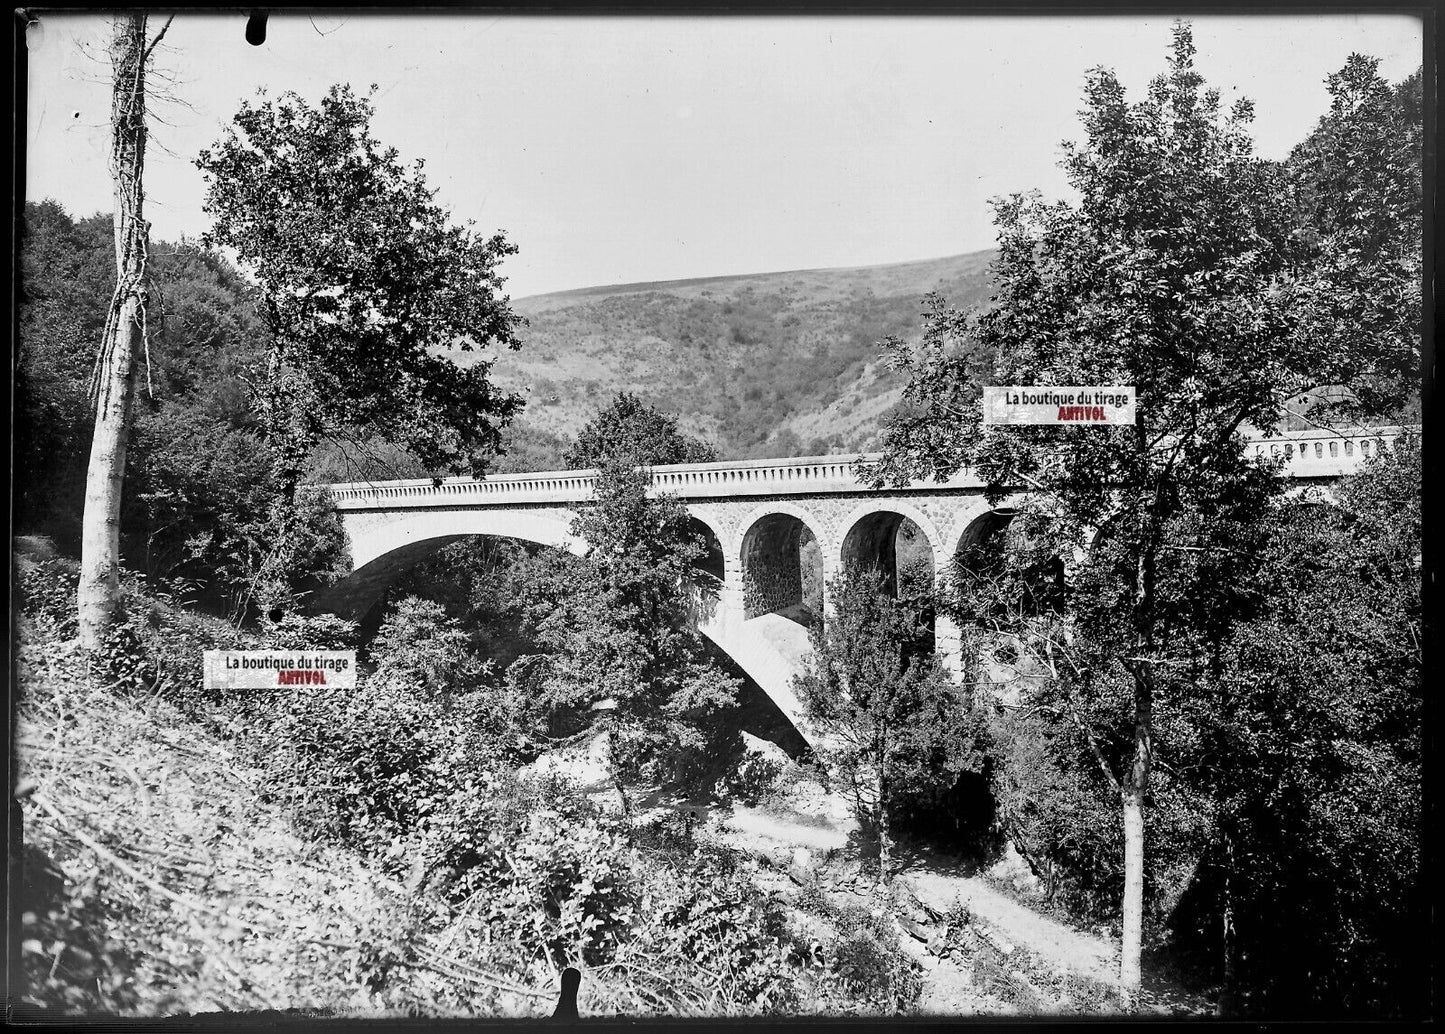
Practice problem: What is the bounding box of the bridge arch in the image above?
[684,514,727,582]
[944,495,1033,578]
[737,503,827,624]
[948,499,1070,620]
[836,501,944,597]
[316,509,583,622]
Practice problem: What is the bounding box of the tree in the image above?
[512,458,737,811]
[78,13,172,651]
[1163,436,1422,1016]
[563,391,717,469]
[793,569,981,887]
[16,204,115,552]
[195,84,526,612]
[865,24,1338,1000]
[1283,58,1422,425]
[371,595,485,694]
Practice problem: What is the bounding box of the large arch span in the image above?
[313,514,818,754]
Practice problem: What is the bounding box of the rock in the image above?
[988,841,1044,896]
[897,916,930,943]
[897,881,942,923]
[790,846,814,872]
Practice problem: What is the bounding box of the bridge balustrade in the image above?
[327,427,1409,512]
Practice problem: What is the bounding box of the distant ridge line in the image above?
[514,247,998,303]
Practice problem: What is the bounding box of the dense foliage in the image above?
[563,391,717,468]
[194,84,527,613]
[867,27,1421,1016]
[15,202,351,623]
[794,569,985,882]
[508,458,739,804]
[15,548,926,1017]
[195,84,526,481]
[1283,59,1422,423]
[1168,438,1422,1015]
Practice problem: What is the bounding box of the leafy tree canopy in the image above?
[795,569,984,882]
[195,83,526,480]
[563,392,717,469]
[1283,57,1422,423]
[510,458,736,797]
[861,24,1421,997]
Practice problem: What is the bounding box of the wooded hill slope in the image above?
[462,250,998,460]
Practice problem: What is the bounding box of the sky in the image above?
[24,11,1423,300]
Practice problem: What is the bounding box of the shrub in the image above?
[824,903,923,1013]
[16,845,145,1016]
[630,853,801,1013]
[255,679,486,855]
[721,750,785,806]
[16,555,81,640]
[417,777,638,967]
[262,610,358,651]
[370,595,484,692]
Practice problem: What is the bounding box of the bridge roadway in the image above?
[316,426,1409,746]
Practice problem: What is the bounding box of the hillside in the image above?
[465,250,998,461]
[14,542,1185,1020]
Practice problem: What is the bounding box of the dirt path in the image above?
[715,798,1121,1010]
[897,865,1116,986]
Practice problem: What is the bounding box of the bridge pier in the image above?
[935,614,964,681]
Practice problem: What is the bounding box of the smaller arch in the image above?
[950,504,1068,619]
[686,515,726,582]
[942,494,1030,561]
[837,504,941,600]
[734,501,827,560]
[835,500,945,568]
[738,503,827,625]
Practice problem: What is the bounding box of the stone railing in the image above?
[1249,425,1413,479]
[326,426,1414,511]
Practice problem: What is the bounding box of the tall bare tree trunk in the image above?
[1117,519,1157,1007]
[1120,760,1147,998]
[77,14,167,651]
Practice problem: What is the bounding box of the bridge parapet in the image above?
[325,426,1413,510]
[1249,426,1413,479]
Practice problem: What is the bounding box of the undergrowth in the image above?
[11,550,926,1018]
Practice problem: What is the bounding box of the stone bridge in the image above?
[316,426,1407,746]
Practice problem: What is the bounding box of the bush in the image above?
[262,610,358,651]
[370,595,483,692]
[816,902,923,1013]
[721,750,785,806]
[16,555,81,640]
[253,678,488,856]
[630,852,801,1013]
